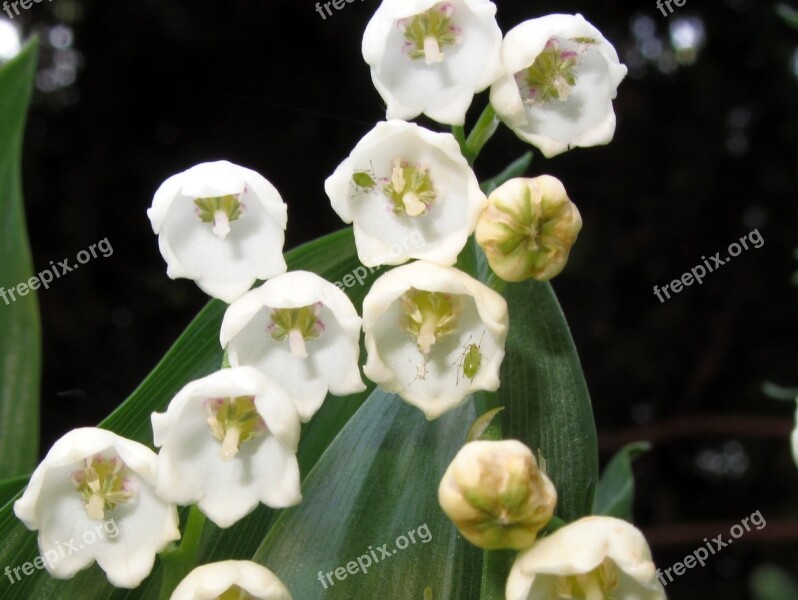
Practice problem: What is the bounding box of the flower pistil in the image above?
[71,455,137,521]
[515,38,594,105]
[267,303,326,359]
[383,158,437,217]
[401,288,459,355]
[194,194,245,240]
[205,396,267,462]
[401,3,460,65]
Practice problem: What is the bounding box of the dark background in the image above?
[5,0,798,597]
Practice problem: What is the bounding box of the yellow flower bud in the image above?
[475,175,582,282]
[438,440,557,550]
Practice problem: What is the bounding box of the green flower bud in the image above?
[475,175,581,282]
[438,440,557,550]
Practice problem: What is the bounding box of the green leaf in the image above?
[0,39,41,479]
[592,441,651,520]
[751,565,798,600]
[252,391,483,599]
[501,280,599,522]
[479,152,533,195]
[0,475,28,510]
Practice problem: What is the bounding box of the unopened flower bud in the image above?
[475,175,581,282]
[438,440,556,550]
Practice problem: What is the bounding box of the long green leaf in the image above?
[0,39,40,479]
[252,391,483,599]
[500,280,599,522]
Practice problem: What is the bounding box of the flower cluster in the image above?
[11,2,660,597]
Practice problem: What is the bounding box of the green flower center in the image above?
[554,559,619,600]
[383,158,436,217]
[401,3,460,65]
[71,455,136,521]
[194,194,244,239]
[217,585,257,600]
[516,38,593,105]
[268,304,326,359]
[401,289,459,355]
[206,396,267,462]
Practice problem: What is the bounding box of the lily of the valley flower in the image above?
[362,261,508,419]
[14,428,180,588]
[325,120,486,267]
[170,560,292,600]
[148,160,288,303]
[475,175,582,282]
[506,516,667,600]
[362,0,503,126]
[220,270,366,422]
[490,14,628,157]
[151,367,301,528]
[439,440,556,550]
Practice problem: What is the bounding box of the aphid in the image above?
[351,161,377,193]
[454,332,485,384]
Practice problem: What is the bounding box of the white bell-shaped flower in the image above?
[13,428,180,589]
[490,14,628,158]
[151,366,302,529]
[362,0,503,125]
[220,270,366,422]
[148,160,288,303]
[170,560,292,600]
[506,516,667,600]
[362,261,508,419]
[325,120,486,267]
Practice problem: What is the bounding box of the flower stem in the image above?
[451,124,467,156]
[464,103,498,165]
[158,505,207,600]
[479,549,516,600]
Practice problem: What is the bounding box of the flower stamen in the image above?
[71,455,137,521]
[217,585,257,600]
[400,3,460,64]
[383,158,436,217]
[401,289,459,355]
[554,558,619,600]
[267,303,326,359]
[194,194,244,240]
[205,396,267,462]
[516,38,582,106]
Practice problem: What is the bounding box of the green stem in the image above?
[541,515,568,537]
[159,505,207,600]
[464,104,498,165]
[479,549,515,600]
[451,124,467,156]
